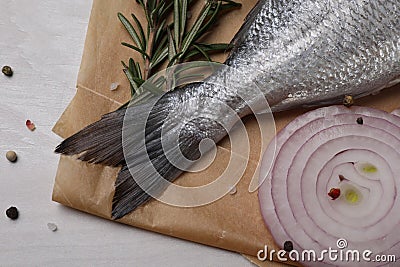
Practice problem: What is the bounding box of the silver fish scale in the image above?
[244,0,298,49]
[220,0,400,112]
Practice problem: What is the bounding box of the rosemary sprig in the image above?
[119,0,241,98]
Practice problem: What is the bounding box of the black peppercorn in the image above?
[6,206,19,220]
[283,240,293,252]
[356,117,363,125]
[2,66,13,77]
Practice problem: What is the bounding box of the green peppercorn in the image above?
[6,206,19,220]
[283,240,293,252]
[343,95,354,107]
[2,66,13,77]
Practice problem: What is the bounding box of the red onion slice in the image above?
[259,106,400,266]
[392,109,400,117]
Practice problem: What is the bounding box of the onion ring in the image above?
[259,106,400,266]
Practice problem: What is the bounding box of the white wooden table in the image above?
[0,1,253,266]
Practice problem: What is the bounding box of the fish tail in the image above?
[56,92,226,219]
[112,93,228,218]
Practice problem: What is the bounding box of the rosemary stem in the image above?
[144,28,156,79]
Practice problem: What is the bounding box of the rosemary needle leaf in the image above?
[128,59,138,95]
[151,2,161,17]
[168,52,184,67]
[135,62,142,80]
[131,13,147,48]
[154,20,167,46]
[174,0,181,49]
[118,13,144,50]
[152,35,168,61]
[152,2,165,24]
[159,1,174,20]
[184,43,232,59]
[220,1,242,11]
[151,47,168,69]
[136,0,145,8]
[167,27,178,62]
[123,68,139,96]
[121,60,128,69]
[180,0,188,46]
[221,0,242,6]
[147,0,156,13]
[181,4,212,57]
[193,44,211,61]
[121,42,150,59]
[129,58,138,78]
[198,42,233,51]
[196,2,221,40]
[133,76,145,86]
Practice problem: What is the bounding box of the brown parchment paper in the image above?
[52,0,400,266]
